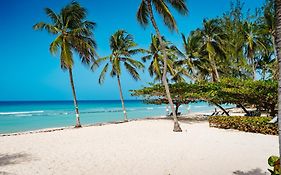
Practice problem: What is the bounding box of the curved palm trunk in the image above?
[147,0,182,132]
[275,0,281,167]
[117,75,128,122]
[68,68,81,128]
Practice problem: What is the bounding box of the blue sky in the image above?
[0,0,264,101]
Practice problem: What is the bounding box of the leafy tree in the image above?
[132,78,277,117]
[93,30,144,121]
[220,1,249,79]
[136,0,188,132]
[33,2,96,127]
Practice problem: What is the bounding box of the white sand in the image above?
[0,120,278,175]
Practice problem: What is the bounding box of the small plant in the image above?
[268,156,280,175]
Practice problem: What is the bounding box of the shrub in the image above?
[208,116,277,135]
[268,156,280,175]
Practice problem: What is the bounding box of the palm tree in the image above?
[198,19,226,82]
[33,2,96,127]
[142,35,183,82]
[274,0,281,166]
[179,32,207,81]
[262,0,276,48]
[243,21,267,80]
[137,0,188,132]
[93,30,144,122]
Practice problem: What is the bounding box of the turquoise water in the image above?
[0,100,218,134]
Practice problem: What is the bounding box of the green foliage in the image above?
[178,0,276,81]
[209,116,277,135]
[268,156,280,175]
[33,2,97,69]
[131,78,277,116]
[92,30,144,84]
[136,0,188,31]
[142,35,184,82]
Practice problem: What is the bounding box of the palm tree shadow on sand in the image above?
[0,153,32,175]
[233,168,267,175]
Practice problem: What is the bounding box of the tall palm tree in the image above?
[274,0,281,166]
[33,2,96,127]
[243,21,267,80]
[137,0,188,132]
[198,19,226,82]
[93,30,144,122]
[262,0,276,47]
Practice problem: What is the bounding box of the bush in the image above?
[208,116,277,135]
[268,156,280,175]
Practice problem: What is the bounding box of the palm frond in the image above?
[152,0,177,31]
[44,8,62,26]
[137,0,149,27]
[124,62,141,81]
[60,41,73,69]
[49,35,63,55]
[99,63,109,84]
[91,56,109,71]
[126,58,145,69]
[33,22,60,34]
[141,55,152,62]
[166,0,188,15]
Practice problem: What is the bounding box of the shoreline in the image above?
[0,106,261,137]
[0,114,209,137]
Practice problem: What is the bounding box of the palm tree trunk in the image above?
[275,0,281,166]
[209,53,220,82]
[213,64,220,82]
[252,57,256,80]
[117,75,128,122]
[68,68,81,128]
[147,0,182,132]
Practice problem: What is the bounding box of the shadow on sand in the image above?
[233,168,267,175]
[0,153,32,175]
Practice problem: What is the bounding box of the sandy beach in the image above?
[0,119,278,175]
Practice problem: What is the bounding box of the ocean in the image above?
[0,100,219,134]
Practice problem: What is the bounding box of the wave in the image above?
[0,107,161,117]
[0,111,44,115]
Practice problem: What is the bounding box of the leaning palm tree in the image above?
[137,0,188,132]
[93,30,144,122]
[274,0,281,166]
[33,2,97,127]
